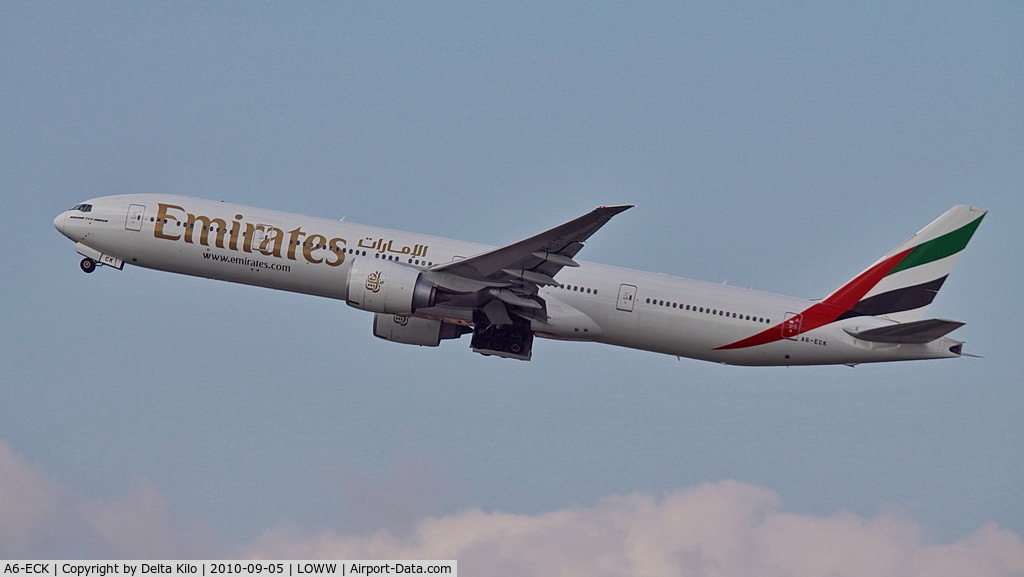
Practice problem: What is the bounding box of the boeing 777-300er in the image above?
[54,196,986,365]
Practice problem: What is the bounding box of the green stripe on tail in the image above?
[888,213,986,276]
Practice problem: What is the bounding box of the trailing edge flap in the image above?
[428,205,633,313]
[844,318,965,344]
[430,205,632,282]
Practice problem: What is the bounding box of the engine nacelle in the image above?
[346,258,436,314]
[373,313,469,346]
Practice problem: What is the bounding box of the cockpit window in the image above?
[70,203,93,212]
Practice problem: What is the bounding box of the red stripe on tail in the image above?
[715,248,913,350]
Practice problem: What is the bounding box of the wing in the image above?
[423,205,633,324]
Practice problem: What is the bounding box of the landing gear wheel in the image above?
[80,258,97,273]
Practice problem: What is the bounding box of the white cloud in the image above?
[246,481,1024,577]
[3,439,1023,576]
[316,451,468,535]
[0,440,219,559]
[0,440,71,556]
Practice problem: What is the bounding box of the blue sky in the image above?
[2,2,1023,572]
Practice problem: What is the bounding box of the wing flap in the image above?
[844,318,965,344]
[532,251,580,268]
[426,204,632,326]
[430,205,632,282]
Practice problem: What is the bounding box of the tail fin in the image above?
[716,205,985,352]
[829,205,987,322]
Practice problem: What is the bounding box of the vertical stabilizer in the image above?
[832,205,986,322]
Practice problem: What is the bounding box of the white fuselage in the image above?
[54,194,964,366]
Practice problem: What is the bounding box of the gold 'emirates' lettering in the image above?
[154,203,346,267]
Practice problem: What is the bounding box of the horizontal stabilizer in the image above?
[844,318,965,344]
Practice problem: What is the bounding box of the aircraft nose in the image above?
[54,212,67,235]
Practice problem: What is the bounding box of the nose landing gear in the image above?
[73,248,123,272]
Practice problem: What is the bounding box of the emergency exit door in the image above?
[617,284,637,312]
[125,204,146,231]
[782,312,802,339]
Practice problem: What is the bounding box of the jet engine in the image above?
[345,258,437,314]
[373,313,469,346]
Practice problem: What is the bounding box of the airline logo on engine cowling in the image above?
[365,270,385,293]
[153,203,347,267]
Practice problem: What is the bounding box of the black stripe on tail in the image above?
[836,275,948,321]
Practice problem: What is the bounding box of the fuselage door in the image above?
[250,226,269,252]
[125,204,146,231]
[616,284,637,312]
[782,311,802,339]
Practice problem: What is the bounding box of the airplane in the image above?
[54,195,986,366]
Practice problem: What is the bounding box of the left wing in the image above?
[423,205,633,324]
